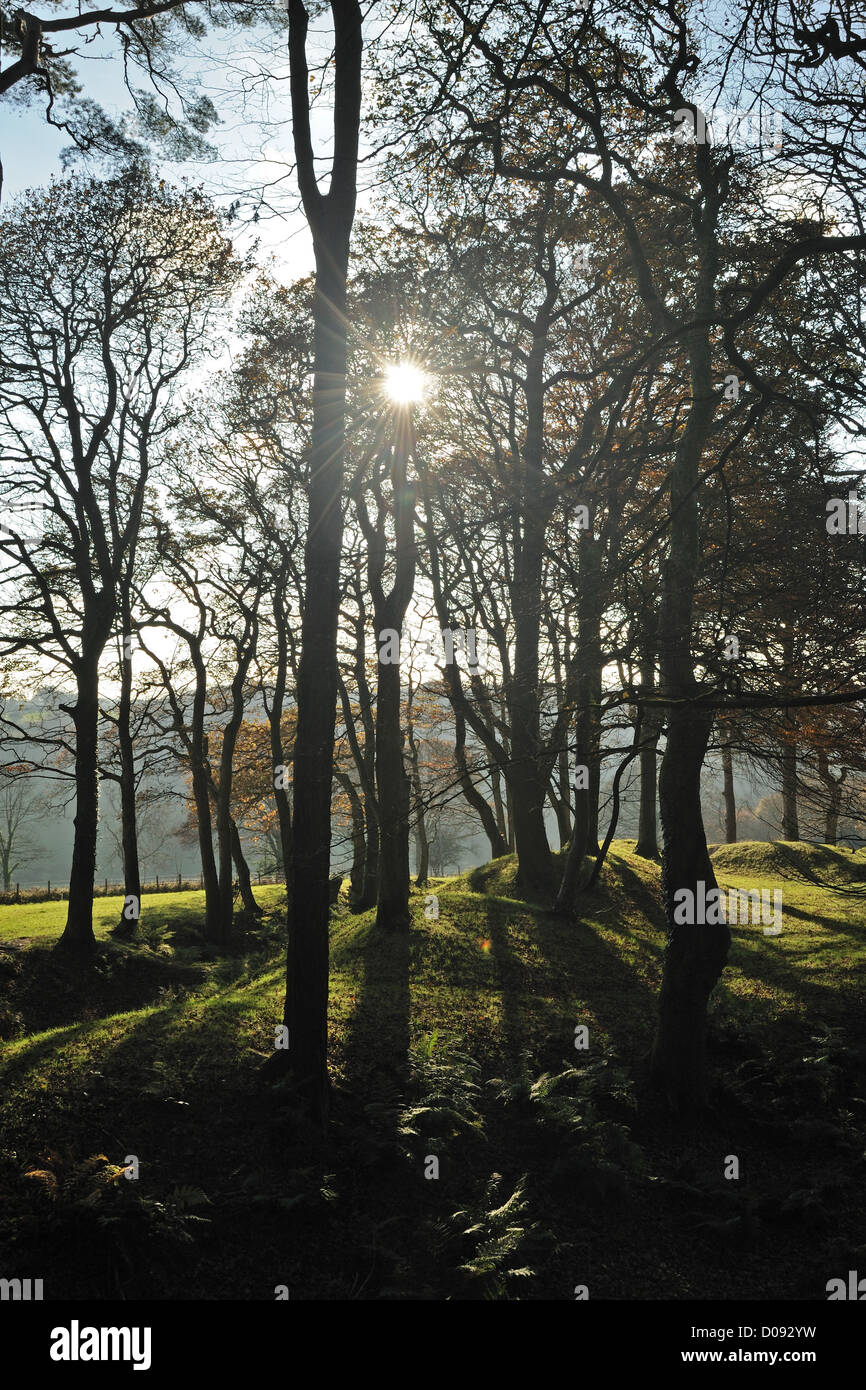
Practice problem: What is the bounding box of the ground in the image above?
[0,841,864,1300]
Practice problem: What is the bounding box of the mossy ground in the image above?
[1,843,864,1300]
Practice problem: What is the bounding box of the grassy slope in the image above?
[0,884,286,944]
[0,842,864,1300]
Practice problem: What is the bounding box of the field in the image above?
[1,842,864,1300]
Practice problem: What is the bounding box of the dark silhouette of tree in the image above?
[0,167,238,953]
[280,0,362,1124]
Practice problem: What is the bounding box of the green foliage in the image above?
[491,1052,644,1198]
[413,1027,441,1060]
[0,1149,211,1294]
[1,842,864,1298]
[399,1038,486,1144]
[0,1001,23,1040]
[450,1174,535,1299]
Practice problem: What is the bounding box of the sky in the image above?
[0,11,353,279]
[0,11,459,694]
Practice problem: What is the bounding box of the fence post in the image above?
[156,874,160,890]
[47,879,51,897]
[15,883,20,902]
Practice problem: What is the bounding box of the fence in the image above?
[0,871,287,907]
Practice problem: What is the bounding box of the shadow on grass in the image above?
[1,963,282,1104]
[768,898,866,946]
[770,841,866,893]
[720,925,866,1040]
[339,916,411,1100]
[1,937,211,1035]
[482,899,534,1068]
[533,905,660,1067]
[466,857,664,1071]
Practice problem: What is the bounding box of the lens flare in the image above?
[383,362,427,404]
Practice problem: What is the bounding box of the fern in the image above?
[451,1174,535,1299]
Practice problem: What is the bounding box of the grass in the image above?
[0,884,286,943]
[1,841,864,1300]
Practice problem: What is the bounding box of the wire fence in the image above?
[0,872,288,906]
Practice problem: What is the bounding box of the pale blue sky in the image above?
[0,17,359,278]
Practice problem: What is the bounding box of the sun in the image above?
[383,361,428,405]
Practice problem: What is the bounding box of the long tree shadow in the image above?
[478,853,666,1069]
[0,963,340,1299]
[482,897,538,1068]
[532,905,661,1068]
[765,897,866,946]
[338,913,411,1105]
[721,926,866,1042]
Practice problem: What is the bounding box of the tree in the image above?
[355,405,418,931]
[0,768,45,889]
[190,277,313,902]
[0,0,262,198]
[0,167,238,953]
[378,0,866,1105]
[337,558,381,910]
[280,0,362,1124]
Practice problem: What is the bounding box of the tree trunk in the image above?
[649,313,729,1110]
[407,710,430,887]
[554,531,603,911]
[269,580,294,902]
[578,530,603,857]
[114,605,142,935]
[507,311,554,891]
[491,756,508,847]
[635,612,659,859]
[192,760,221,940]
[375,649,411,929]
[817,748,844,846]
[360,794,380,910]
[454,708,508,858]
[587,733,645,888]
[415,825,430,887]
[284,253,349,1115]
[282,0,362,1126]
[720,725,737,843]
[57,655,101,954]
[781,739,799,840]
[636,734,660,858]
[371,415,417,932]
[338,650,378,910]
[652,705,728,1107]
[214,658,256,947]
[337,774,367,907]
[554,747,572,849]
[509,511,553,890]
[231,819,261,915]
[215,782,235,946]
